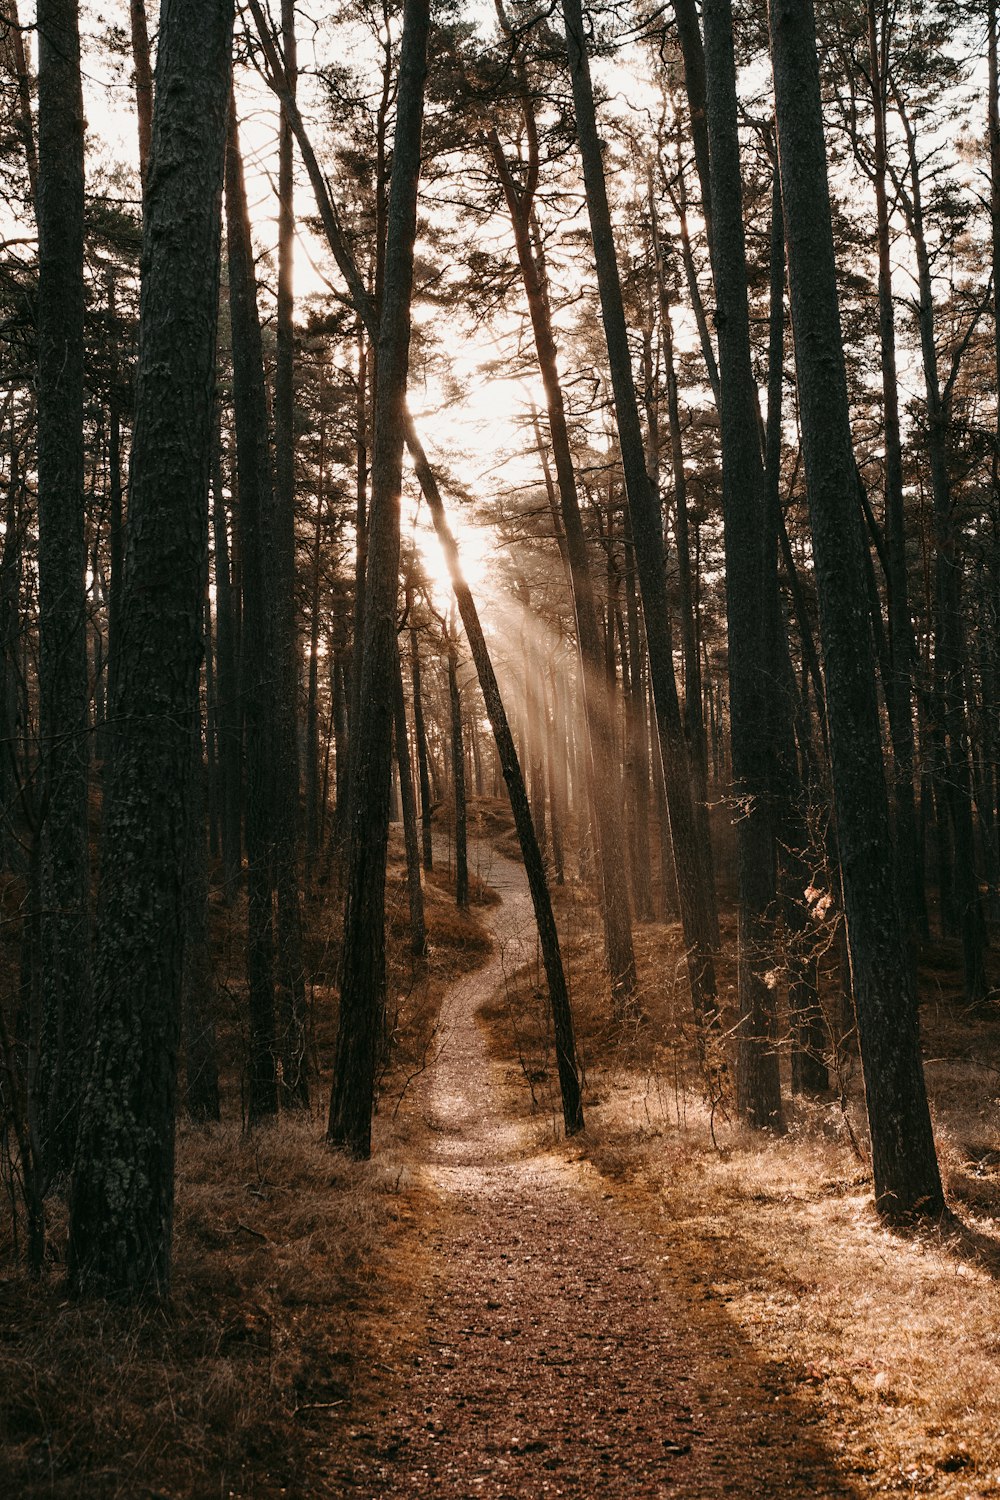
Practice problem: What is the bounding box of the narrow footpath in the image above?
[331,848,859,1498]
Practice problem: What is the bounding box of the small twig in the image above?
[220,1220,268,1242]
[293,1400,345,1418]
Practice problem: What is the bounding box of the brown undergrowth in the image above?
[0,835,495,1499]
[480,887,1000,1498]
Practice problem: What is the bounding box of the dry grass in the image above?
[480,888,1000,1498]
[0,1124,395,1498]
[0,842,496,1499]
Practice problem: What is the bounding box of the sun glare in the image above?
[414,510,498,612]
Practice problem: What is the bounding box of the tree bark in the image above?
[410,618,434,871]
[272,0,308,1107]
[129,0,153,187]
[866,0,923,940]
[225,105,278,1125]
[328,0,430,1158]
[703,0,783,1130]
[392,633,426,953]
[183,705,220,1122]
[447,624,469,910]
[35,0,90,1174]
[211,429,241,899]
[68,0,234,1297]
[768,0,942,1219]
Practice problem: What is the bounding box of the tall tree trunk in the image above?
[649,185,716,928]
[867,0,923,940]
[129,0,153,187]
[211,431,241,899]
[562,0,719,1027]
[104,272,124,765]
[545,657,566,887]
[204,586,219,860]
[350,328,369,745]
[409,618,434,871]
[768,0,943,1219]
[703,0,783,1130]
[0,440,23,871]
[328,0,430,1158]
[447,624,469,910]
[991,0,1000,494]
[764,161,829,1097]
[68,0,234,1297]
[183,704,220,1121]
[392,634,426,954]
[35,0,90,1175]
[272,0,308,1107]
[305,362,328,883]
[225,106,278,1124]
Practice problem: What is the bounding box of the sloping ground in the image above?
[328,848,866,1497]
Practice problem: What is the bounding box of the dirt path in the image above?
[330,849,860,1498]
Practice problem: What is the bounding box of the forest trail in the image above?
[329,847,860,1498]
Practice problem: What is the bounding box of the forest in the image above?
[1,0,999,1493]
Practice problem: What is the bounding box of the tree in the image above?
[561,0,720,1028]
[35,0,90,1173]
[225,104,279,1125]
[68,0,236,1297]
[271,0,309,1107]
[702,0,784,1129]
[328,0,431,1159]
[768,0,943,1220]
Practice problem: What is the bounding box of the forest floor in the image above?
[323,838,1000,1500]
[4,825,1000,1496]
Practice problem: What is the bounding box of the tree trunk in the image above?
[410,619,434,871]
[447,627,469,910]
[562,0,719,1027]
[68,0,234,1297]
[703,0,784,1130]
[271,0,308,1107]
[866,0,924,941]
[35,0,91,1175]
[183,705,220,1122]
[225,105,278,1125]
[649,188,717,929]
[768,0,943,1219]
[392,634,426,954]
[305,363,328,883]
[328,0,430,1158]
[211,431,241,899]
[129,0,153,187]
